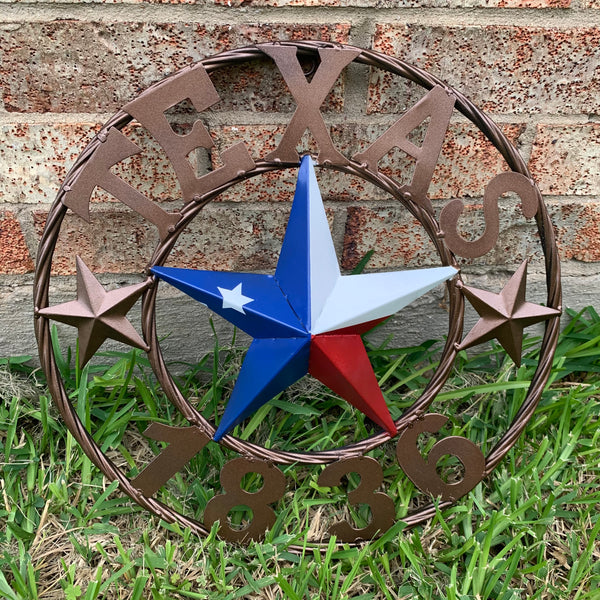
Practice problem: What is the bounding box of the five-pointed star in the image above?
[152,156,458,441]
[39,256,149,367]
[218,283,254,314]
[458,260,560,366]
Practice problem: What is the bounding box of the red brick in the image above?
[211,125,295,204]
[342,206,438,271]
[167,204,288,271]
[529,124,600,196]
[582,0,600,7]
[485,0,570,5]
[213,0,340,5]
[370,25,600,115]
[447,201,542,266]
[1,22,349,113]
[32,203,342,275]
[110,123,184,204]
[0,0,199,3]
[0,211,34,274]
[551,201,600,262]
[168,203,339,270]
[205,24,351,113]
[211,0,568,5]
[211,121,525,204]
[432,123,526,198]
[0,0,569,3]
[332,122,526,200]
[0,123,98,204]
[211,125,377,203]
[342,201,543,271]
[0,123,183,205]
[32,209,160,275]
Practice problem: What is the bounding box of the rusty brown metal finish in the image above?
[203,458,286,543]
[353,85,455,213]
[440,171,541,258]
[259,44,359,165]
[33,40,562,548]
[62,127,181,242]
[37,256,150,367]
[317,457,395,542]
[124,63,255,206]
[132,424,211,497]
[458,260,561,366]
[396,414,485,502]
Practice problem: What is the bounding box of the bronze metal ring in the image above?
[34,40,561,541]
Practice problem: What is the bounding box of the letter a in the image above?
[353,86,454,211]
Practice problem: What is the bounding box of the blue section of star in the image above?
[150,268,308,340]
[274,160,312,330]
[214,337,311,440]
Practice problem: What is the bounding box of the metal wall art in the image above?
[34,41,561,547]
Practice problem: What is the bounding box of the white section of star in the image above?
[311,266,458,334]
[301,158,458,334]
[217,283,254,314]
[305,161,340,324]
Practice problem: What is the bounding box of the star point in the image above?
[309,332,397,436]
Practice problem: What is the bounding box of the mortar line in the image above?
[0,5,599,27]
[16,191,600,217]
[0,110,593,127]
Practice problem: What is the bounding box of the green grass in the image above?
[0,307,599,599]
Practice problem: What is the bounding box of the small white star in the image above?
[217,283,254,314]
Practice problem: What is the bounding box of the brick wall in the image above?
[1,1,599,359]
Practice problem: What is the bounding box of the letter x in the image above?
[260,45,360,164]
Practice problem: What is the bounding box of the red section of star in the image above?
[308,318,397,436]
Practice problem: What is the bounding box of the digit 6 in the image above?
[396,413,485,501]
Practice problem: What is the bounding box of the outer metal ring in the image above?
[34,41,561,536]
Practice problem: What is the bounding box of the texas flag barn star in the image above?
[152,157,457,441]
